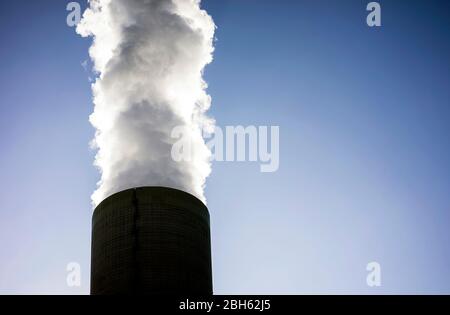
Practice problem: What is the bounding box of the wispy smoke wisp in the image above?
[77,0,216,207]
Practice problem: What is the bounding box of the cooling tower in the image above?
[90,187,213,295]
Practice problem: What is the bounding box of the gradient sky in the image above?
[0,0,449,294]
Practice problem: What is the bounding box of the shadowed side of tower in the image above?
[90,187,213,295]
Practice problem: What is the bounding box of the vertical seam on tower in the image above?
[131,188,140,294]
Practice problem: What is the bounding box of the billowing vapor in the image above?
[77,0,216,207]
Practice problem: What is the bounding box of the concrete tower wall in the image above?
[91,187,213,295]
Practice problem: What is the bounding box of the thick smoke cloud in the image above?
[77,0,216,207]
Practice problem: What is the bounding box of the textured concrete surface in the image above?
[91,187,213,295]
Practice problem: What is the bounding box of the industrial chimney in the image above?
[90,186,213,295]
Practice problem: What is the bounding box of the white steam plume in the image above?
[77,0,216,207]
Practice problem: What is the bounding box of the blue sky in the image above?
[0,0,449,294]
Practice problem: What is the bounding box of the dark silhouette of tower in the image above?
[90,186,213,295]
